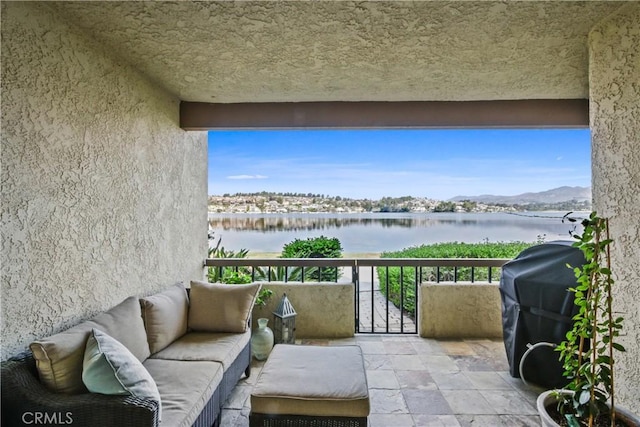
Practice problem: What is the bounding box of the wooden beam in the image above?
[180,99,589,130]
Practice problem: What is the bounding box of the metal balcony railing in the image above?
[204,257,511,334]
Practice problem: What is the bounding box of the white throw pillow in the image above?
[82,328,161,420]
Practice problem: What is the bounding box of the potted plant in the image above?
[537,212,639,426]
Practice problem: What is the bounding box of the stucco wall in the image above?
[589,3,640,414]
[251,283,355,339]
[418,283,503,339]
[1,2,207,359]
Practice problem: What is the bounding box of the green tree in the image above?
[461,200,477,212]
[433,201,457,212]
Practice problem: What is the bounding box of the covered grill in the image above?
[499,241,586,388]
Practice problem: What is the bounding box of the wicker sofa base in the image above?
[250,413,367,427]
[1,341,252,427]
[1,352,160,427]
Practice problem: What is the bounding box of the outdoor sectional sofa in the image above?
[1,281,261,427]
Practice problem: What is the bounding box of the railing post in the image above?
[385,266,389,334]
[414,267,419,334]
[353,263,359,334]
[400,266,404,334]
[370,265,375,334]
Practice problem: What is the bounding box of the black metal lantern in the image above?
[272,293,297,344]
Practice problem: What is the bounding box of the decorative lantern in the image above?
[272,293,297,344]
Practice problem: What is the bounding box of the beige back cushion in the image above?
[29,296,151,394]
[140,283,189,354]
[188,280,261,333]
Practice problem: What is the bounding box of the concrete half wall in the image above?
[1,2,207,359]
[589,3,640,414]
[250,283,355,339]
[418,283,503,339]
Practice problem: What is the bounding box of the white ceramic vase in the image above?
[251,318,274,361]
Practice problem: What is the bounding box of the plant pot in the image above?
[537,390,640,427]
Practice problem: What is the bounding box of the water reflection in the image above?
[208,213,572,232]
[209,215,436,231]
[207,212,579,253]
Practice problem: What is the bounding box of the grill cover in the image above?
[499,241,585,388]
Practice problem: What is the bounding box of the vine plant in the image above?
[556,212,625,427]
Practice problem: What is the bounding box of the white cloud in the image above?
[227,174,268,180]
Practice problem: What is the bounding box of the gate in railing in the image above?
[204,258,510,335]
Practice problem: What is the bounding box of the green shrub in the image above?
[253,265,304,283]
[281,235,343,258]
[281,236,343,281]
[381,240,533,259]
[207,232,272,307]
[207,232,250,283]
[378,241,536,315]
[220,270,252,284]
[378,266,418,316]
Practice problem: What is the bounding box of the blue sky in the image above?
[207,129,591,200]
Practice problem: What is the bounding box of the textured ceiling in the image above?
[49,1,626,103]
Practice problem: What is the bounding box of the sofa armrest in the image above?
[2,353,159,427]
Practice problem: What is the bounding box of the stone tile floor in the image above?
[221,335,544,427]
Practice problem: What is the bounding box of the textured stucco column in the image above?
[589,3,640,414]
[1,3,207,359]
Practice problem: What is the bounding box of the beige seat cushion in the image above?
[140,283,189,354]
[251,345,370,418]
[188,280,261,333]
[143,359,223,427]
[150,330,250,370]
[30,296,151,394]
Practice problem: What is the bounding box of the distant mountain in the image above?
[450,186,592,205]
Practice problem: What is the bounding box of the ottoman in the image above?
[250,344,370,427]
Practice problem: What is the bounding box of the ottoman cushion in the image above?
[251,345,369,418]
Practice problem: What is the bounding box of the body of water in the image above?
[208,212,584,253]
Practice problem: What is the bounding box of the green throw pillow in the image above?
[83,328,161,419]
